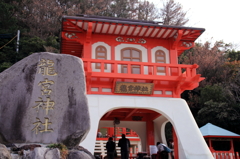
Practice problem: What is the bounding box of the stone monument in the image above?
[0,52,90,148]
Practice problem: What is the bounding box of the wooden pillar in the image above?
[169,49,178,64]
[170,30,183,64]
[83,22,92,58]
[230,139,234,152]
[147,47,152,62]
[108,127,114,137]
[208,138,215,153]
[147,47,153,75]
[173,127,179,159]
[111,44,115,60]
[146,114,155,153]
[83,42,92,58]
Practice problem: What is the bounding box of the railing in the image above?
[82,58,199,79]
[97,127,139,139]
[212,151,239,159]
[115,127,139,137]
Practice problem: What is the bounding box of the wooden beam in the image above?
[125,109,138,119]
[149,113,161,121]
[105,110,113,118]
[66,20,86,33]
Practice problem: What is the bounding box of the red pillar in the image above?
[111,44,115,60]
[108,127,114,137]
[169,49,178,64]
[173,127,179,159]
[209,138,214,152]
[230,139,234,152]
[83,42,92,58]
[83,22,92,58]
[146,114,155,153]
[147,47,153,75]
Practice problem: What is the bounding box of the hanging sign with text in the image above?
[114,82,154,95]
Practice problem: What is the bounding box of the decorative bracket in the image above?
[180,41,195,49]
[116,37,147,43]
[61,32,81,43]
[175,74,186,96]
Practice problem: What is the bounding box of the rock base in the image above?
[0,143,95,159]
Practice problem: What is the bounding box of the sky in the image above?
[150,0,240,48]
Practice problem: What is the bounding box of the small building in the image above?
[61,14,213,159]
[200,123,240,159]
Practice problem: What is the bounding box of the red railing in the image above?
[82,58,199,80]
[212,151,239,159]
[115,127,139,137]
[97,127,139,139]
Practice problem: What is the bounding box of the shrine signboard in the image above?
[114,82,154,95]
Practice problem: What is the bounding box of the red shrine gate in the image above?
[60,15,213,159]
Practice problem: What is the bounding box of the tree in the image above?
[0,1,20,72]
[96,0,159,20]
[180,41,240,133]
[0,1,22,34]
[137,1,159,21]
[159,0,189,26]
[197,85,240,132]
[226,49,240,62]
[179,41,228,86]
[97,0,138,19]
[15,0,64,39]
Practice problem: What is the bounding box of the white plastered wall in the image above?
[80,95,214,159]
[153,115,168,144]
[154,116,186,158]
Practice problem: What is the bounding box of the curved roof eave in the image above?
[62,15,205,33]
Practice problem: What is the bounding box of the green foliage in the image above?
[198,101,229,120]
[18,36,45,57]
[47,143,67,150]
[0,1,18,33]
[0,39,18,72]
[200,85,226,104]
[180,41,240,134]
[0,62,12,72]
[197,100,240,131]
[0,36,59,72]
[44,36,60,53]
[47,143,68,159]
[45,36,59,49]
[226,50,240,62]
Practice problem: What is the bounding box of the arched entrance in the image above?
[80,95,213,159]
[97,108,162,156]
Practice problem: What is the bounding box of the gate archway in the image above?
[80,95,213,159]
